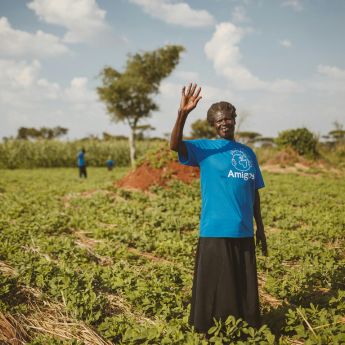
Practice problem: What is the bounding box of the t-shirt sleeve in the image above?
[252,152,265,190]
[178,140,200,167]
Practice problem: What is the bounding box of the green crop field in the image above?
[0,167,344,344]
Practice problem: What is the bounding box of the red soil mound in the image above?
[117,161,199,191]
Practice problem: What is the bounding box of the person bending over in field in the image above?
[170,83,267,333]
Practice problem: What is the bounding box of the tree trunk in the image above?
[128,126,136,167]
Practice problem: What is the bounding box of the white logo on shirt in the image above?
[230,150,252,172]
[227,150,255,181]
[227,170,254,180]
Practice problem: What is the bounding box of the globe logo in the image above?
[230,150,252,172]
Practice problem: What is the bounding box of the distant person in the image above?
[106,157,115,171]
[77,148,87,178]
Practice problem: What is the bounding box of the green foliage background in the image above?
[276,128,319,158]
[0,139,161,169]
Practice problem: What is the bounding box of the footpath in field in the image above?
[0,149,344,344]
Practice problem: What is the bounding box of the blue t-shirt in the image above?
[77,151,85,167]
[178,139,264,238]
[106,159,115,167]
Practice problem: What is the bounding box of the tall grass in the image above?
[1,139,343,169]
[0,139,164,168]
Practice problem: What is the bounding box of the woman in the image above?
[170,83,267,333]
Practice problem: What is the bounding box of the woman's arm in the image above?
[170,83,202,157]
[254,189,268,256]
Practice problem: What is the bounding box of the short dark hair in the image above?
[207,101,236,125]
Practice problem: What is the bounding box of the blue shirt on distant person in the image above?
[106,159,114,168]
[77,151,85,167]
[178,139,264,238]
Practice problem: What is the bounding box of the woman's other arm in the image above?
[254,189,268,256]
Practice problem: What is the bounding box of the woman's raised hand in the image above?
[179,83,202,115]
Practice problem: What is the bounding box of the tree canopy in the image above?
[97,45,184,166]
[328,130,345,141]
[189,119,216,139]
[235,131,261,144]
[276,128,318,158]
[17,126,68,140]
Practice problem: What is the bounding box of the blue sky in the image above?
[1,0,344,139]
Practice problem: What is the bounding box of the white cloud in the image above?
[175,70,199,82]
[129,0,215,27]
[281,0,303,11]
[0,58,116,139]
[160,81,235,103]
[317,65,345,80]
[0,59,42,89]
[204,22,264,90]
[0,17,69,58]
[64,77,97,107]
[27,0,110,43]
[0,59,97,105]
[204,22,301,93]
[269,79,302,93]
[36,78,61,99]
[279,39,292,48]
[231,6,250,23]
[308,65,345,97]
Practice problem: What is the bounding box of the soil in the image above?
[117,149,343,191]
[117,161,199,191]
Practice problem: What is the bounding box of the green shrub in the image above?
[276,128,318,158]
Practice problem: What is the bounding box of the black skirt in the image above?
[189,237,260,333]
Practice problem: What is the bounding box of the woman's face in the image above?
[213,111,236,139]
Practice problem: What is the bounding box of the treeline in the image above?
[0,139,161,169]
[15,126,68,140]
[5,126,160,142]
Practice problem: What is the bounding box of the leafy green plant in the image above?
[0,167,344,344]
[276,128,319,158]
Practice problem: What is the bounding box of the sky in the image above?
[1,0,345,140]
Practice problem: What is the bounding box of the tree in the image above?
[328,121,345,142]
[135,124,155,140]
[190,119,216,139]
[102,132,128,141]
[235,131,261,144]
[276,128,318,158]
[16,126,68,140]
[17,127,32,140]
[52,126,68,139]
[97,45,184,166]
[329,130,345,141]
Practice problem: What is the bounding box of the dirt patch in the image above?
[117,161,199,191]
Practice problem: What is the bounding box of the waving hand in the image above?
[179,83,202,115]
